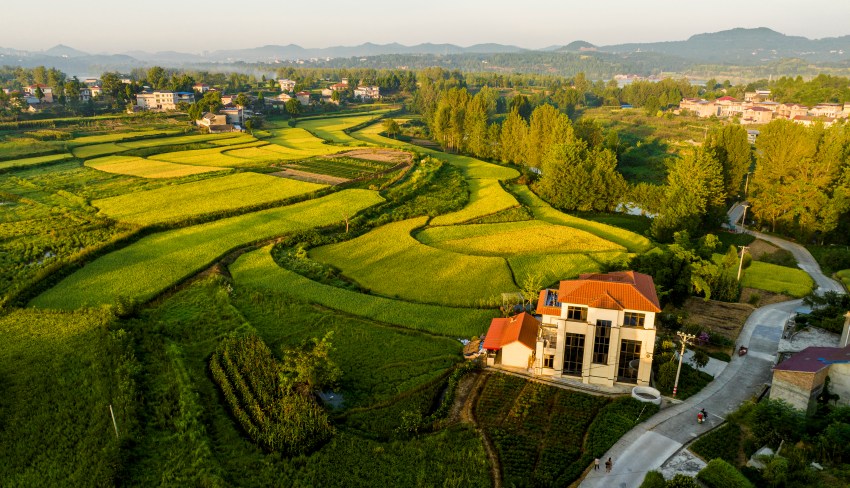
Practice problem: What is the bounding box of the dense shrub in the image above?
[696,459,754,488]
[690,423,741,463]
[639,470,666,488]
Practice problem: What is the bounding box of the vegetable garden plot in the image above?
[31,189,384,309]
[93,172,325,225]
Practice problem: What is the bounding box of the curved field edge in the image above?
[230,247,497,337]
[510,184,653,253]
[309,216,519,307]
[29,189,384,309]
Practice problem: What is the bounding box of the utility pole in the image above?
[108,404,119,439]
[737,245,750,281]
[744,172,752,197]
[739,204,750,231]
[673,332,696,398]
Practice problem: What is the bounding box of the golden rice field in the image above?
[430,178,520,225]
[31,189,384,309]
[309,216,518,307]
[0,153,73,171]
[417,220,625,256]
[297,112,389,144]
[150,141,271,167]
[85,155,224,178]
[510,185,653,253]
[117,132,242,149]
[93,172,326,225]
[71,143,127,159]
[507,253,605,288]
[65,129,181,147]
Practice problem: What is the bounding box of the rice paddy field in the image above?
[286,156,396,179]
[31,189,384,309]
[150,141,272,167]
[309,217,519,307]
[85,154,225,178]
[0,153,73,171]
[297,111,390,145]
[230,247,498,337]
[92,172,326,225]
[65,129,181,147]
[430,178,520,225]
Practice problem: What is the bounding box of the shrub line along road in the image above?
[580,203,844,488]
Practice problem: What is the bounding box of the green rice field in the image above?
[742,261,814,297]
[72,143,128,159]
[0,153,73,171]
[31,189,384,309]
[150,141,270,167]
[297,112,389,144]
[417,220,625,256]
[93,172,326,225]
[230,247,498,336]
[65,129,181,147]
[85,155,224,178]
[430,178,520,225]
[309,216,519,307]
[511,185,653,253]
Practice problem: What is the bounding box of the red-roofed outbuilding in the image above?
[483,312,540,369]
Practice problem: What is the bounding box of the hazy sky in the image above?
[3,0,848,53]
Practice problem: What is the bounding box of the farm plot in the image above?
[264,124,340,155]
[417,220,624,256]
[230,247,498,337]
[742,260,814,297]
[287,156,396,180]
[72,142,128,159]
[31,189,384,309]
[508,253,615,287]
[430,179,519,225]
[297,113,388,144]
[309,217,518,307]
[65,129,180,147]
[93,172,325,226]
[352,123,519,180]
[151,141,270,167]
[0,153,73,171]
[85,155,224,178]
[511,184,653,253]
[117,132,242,149]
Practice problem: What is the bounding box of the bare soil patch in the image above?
[327,148,412,164]
[739,287,794,307]
[269,169,348,185]
[747,239,779,259]
[681,297,754,343]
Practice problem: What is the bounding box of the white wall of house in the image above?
[829,364,850,407]
[501,341,533,369]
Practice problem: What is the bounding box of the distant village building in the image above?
[484,271,661,388]
[793,115,836,128]
[353,85,381,100]
[744,89,772,103]
[742,106,773,125]
[135,90,193,111]
[196,112,235,133]
[296,91,311,105]
[278,79,297,92]
[679,98,718,118]
[23,84,53,103]
[193,83,210,93]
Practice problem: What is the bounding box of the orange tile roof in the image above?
[535,289,561,315]
[483,312,539,351]
[556,271,661,313]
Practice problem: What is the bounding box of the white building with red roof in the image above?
[533,271,661,387]
[483,312,541,369]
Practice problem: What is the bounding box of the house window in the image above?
[566,306,587,322]
[623,312,646,328]
[592,320,611,364]
[543,355,555,369]
[562,333,585,375]
[617,340,642,383]
[540,327,557,349]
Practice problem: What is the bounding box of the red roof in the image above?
[774,346,850,373]
[296,91,310,96]
[716,96,739,102]
[483,312,539,351]
[555,271,661,313]
[747,106,771,112]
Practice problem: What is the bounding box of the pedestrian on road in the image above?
[594,458,600,470]
[605,458,612,473]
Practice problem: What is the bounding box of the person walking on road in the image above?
[605,458,612,473]
[594,458,600,470]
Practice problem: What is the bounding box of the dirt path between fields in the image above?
[457,371,502,488]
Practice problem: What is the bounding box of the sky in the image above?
[3,0,849,53]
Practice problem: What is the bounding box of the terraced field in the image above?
[31,189,384,309]
[150,141,270,167]
[430,178,520,225]
[297,111,390,144]
[230,247,498,336]
[511,185,653,253]
[263,123,341,159]
[93,172,326,225]
[72,143,128,159]
[0,153,74,171]
[85,155,224,178]
[286,156,396,179]
[65,129,181,147]
[417,220,624,256]
[309,217,519,307]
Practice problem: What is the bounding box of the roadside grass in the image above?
[838,269,850,290]
[713,254,814,297]
[309,216,518,307]
[352,123,519,180]
[30,189,384,309]
[86,154,224,178]
[417,220,624,256]
[510,184,653,253]
[430,178,520,225]
[92,172,326,226]
[230,247,497,337]
[0,308,135,487]
[0,152,73,171]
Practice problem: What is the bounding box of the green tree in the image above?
[705,124,752,201]
[146,66,167,89]
[285,98,301,118]
[382,118,400,138]
[499,109,528,164]
[463,93,489,156]
[281,332,341,393]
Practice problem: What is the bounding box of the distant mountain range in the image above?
[2,28,849,75]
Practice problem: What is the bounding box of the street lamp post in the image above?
[744,172,752,197]
[737,245,750,281]
[673,331,696,398]
[739,204,750,231]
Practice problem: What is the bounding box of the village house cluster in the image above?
[3,77,109,113]
[678,89,850,126]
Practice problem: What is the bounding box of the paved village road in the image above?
[580,204,844,488]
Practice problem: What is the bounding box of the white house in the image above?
[483,313,541,369]
[23,84,53,103]
[193,83,210,93]
[354,85,380,100]
[296,91,311,105]
[136,91,178,111]
[278,79,296,92]
[533,271,661,387]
